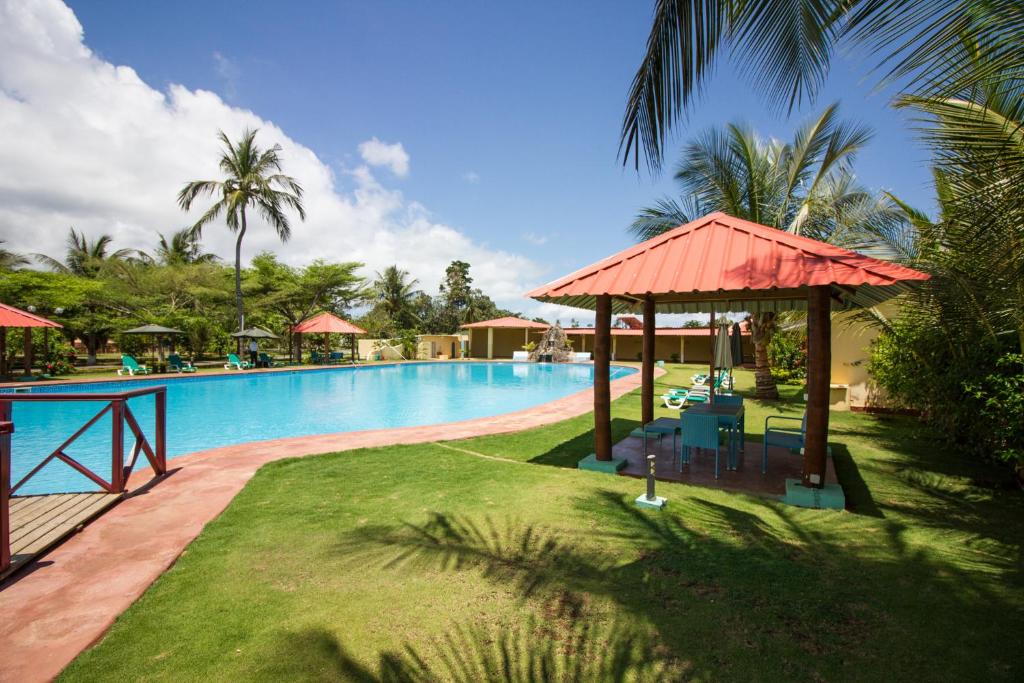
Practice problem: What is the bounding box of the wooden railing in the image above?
[0,386,167,573]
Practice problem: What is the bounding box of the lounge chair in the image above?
[328,351,344,364]
[168,353,196,373]
[258,352,275,368]
[762,412,807,474]
[224,353,251,370]
[117,354,151,376]
[512,351,530,361]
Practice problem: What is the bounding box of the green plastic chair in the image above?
[224,353,251,370]
[763,412,807,474]
[168,353,196,373]
[679,412,725,478]
[117,354,151,376]
[258,352,275,368]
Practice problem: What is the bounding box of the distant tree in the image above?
[178,128,305,337]
[248,252,365,359]
[152,229,219,266]
[682,320,704,329]
[372,265,421,335]
[35,227,133,277]
[0,241,28,270]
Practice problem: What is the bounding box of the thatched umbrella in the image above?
[122,324,184,365]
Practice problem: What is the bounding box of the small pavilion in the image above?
[293,312,367,362]
[461,316,549,359]
[527,213,930,500]
[0,303,63,379]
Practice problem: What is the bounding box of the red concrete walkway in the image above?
[0,367,647,683]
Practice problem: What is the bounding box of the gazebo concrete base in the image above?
[782,479,845,510]
[578,453,627,473]
[634,494,667,510]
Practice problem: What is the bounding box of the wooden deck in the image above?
[3,492,122,580]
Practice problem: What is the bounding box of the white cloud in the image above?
[462,171,480,184]
[0,0,544,312]
[521,231,549,246]
[357,137,409,177]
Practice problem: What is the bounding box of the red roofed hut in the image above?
[461,316,549,359]
[293,312,367,363]
[527,213,930,498]
[0,303,63,379]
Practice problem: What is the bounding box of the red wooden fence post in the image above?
[110,399,124,492]
[154,389,166,475]
[1,400,13,573]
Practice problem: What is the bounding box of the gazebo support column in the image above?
[802,286,831,488]
[577,294,625,473]
[641,297,655,424]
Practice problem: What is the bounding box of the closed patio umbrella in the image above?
[122,324,184,365]
[714,318,734,391]
[730,322,744,365]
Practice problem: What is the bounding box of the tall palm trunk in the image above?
[749,312,779,399]
[234,209,247,353]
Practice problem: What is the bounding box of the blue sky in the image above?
[5,0,936,318]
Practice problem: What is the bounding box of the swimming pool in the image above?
[3,362,635,494]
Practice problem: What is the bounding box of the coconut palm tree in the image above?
[34,227,134,276]
[373,266,420,334]
[0,241,28,270]
[619,0,1023,171]
[153,228,219,266]
[630,105,900,398]
[178,129,305,336]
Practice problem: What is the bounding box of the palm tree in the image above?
[619,0,1023,171]
[630,105,898,398]
[178,129,305,335]
[154,229,219,266]
[34,227,134,276]
[0,241,28,270]
[373,266,420,334]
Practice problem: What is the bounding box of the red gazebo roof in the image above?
[461,316,549,329]
[526,212,930,313]
[0,303,62,329]
[292,312,366,335]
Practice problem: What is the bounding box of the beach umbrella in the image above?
[730,322,744,365]
[122,324,184,364]
[230,328,279,339]
[0,303,63,378]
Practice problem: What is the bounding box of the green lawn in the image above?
[60,364,1023,681]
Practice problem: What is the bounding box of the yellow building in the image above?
[461,317,548,359]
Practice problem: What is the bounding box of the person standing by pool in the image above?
[248,339,259,368]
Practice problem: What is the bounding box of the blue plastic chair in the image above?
[679,412,725,478]
[762,412,807,474]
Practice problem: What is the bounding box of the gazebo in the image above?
[0,303,63,378]
[292,312,367,363]
[461,317,549,359]
[526,213,930,500]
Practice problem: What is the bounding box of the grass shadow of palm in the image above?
[264,612,672,681]
[527,417,639,468]
[338,488,1018,678]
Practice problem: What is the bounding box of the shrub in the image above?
[963,354,1024,475]
[768,329,806,379]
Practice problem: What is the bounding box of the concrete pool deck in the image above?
[0,364,649,683]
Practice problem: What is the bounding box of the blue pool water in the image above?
[3,362,635,494]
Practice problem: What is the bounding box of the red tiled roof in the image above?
[565,326,750,337]
[526,212,930,313]
[461,316,549,329]
[0,303,62,328]
[293,312,366,335]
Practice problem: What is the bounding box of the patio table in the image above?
[640,416,681,455]
[685,402,745,469]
